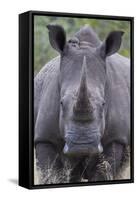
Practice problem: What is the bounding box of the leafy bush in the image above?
[34,16,130,74]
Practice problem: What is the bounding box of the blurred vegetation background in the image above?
[34,16,130,75]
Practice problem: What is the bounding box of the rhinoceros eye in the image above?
[60,101,63,106]
[60,100,65,110]
[102,101,106,107]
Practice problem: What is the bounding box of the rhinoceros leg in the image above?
[88,142,125,181]
[35,143,63,183]
[103,142,126,179]
[61,156,83,183]
[69,161,83,183]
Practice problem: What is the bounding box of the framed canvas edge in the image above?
[19,10,134,189]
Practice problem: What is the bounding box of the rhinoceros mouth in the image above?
[63,142,103,156]
[67,137,95,145]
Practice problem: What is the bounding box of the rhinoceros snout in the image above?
[63,142,103,157]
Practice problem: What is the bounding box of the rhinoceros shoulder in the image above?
[34,56,60,122]
[35,56,60,91]
[106,54,130,91]
[103,54,130,146]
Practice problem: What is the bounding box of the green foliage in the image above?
[34,16,130,74]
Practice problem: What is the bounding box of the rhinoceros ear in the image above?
[47,24,66,54]
[99,31,124,59]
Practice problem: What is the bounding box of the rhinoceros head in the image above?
[47,24,124,157]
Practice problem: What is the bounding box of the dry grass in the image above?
[34,150,130,185]
[34,157,72,185]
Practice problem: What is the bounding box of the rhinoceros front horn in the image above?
[73,56,93,121]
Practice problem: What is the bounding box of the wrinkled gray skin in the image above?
[34,25,130,182]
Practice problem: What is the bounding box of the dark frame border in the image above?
[19,10,134,189]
